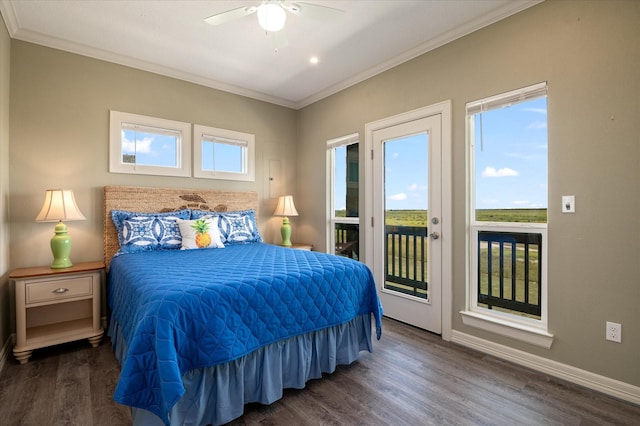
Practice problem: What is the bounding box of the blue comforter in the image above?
[108,243,383,424]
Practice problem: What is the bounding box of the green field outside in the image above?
[336,208,548,225]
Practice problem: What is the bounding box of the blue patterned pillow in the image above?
[155,217,183,249]
[120,217,157,250]
[191,209,262,245]
[111,209,190,253]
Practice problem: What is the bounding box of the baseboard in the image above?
[0,334,13,374]
[451,330,640,406]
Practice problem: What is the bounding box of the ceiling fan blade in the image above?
[204,6,258,26]
[282,1,344,20]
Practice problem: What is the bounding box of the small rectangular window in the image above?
[109,111,191,177]
[194,125,255,181]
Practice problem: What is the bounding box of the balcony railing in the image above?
[334,223,429,299]
[384,225,429,299]
[477,230,542,318]
[335,224,541,317]
[334,222,359,260]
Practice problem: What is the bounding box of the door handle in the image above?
[429,232,440,240]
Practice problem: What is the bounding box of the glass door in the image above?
[373,115,442,333]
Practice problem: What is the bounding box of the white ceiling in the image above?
[0,0,540,109]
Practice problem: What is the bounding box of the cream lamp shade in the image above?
[35,189,86,268]
[273,195,298,247]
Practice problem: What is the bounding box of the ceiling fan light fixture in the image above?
[257,3,286,32]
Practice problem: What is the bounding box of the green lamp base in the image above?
[280,216,292,247]
[50,221,73,269]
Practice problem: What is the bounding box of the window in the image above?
[462,82,553,348]
[327,133,359,260]
[193,124,255,181]
[109,110,191,177]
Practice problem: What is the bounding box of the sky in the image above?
[473,96,548,210]
[122,131,243,173]
[121,130,178,166]
[334,96,548,211]
[383,133,428,210]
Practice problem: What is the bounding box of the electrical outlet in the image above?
[606,321,622,343]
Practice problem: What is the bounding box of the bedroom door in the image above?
[371,114,442,334]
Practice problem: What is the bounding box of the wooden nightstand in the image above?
[288,243,313,251]
[11,261,105,364]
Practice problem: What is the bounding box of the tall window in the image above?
[464,82,552,347]
[328,133,359,260]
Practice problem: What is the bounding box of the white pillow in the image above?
[177,217,224,250]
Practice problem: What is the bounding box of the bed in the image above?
[103,185,383,426]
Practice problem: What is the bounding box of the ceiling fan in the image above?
[204,1,344,50]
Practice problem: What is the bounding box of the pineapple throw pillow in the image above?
[177,217,224,250]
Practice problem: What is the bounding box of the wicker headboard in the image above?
[103,185,259,269]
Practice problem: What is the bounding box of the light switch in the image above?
[562,195,575,213]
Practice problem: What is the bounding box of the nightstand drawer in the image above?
[25,275,93,304]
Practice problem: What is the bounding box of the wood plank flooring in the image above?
[1,317,638,425]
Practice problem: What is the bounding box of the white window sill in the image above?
[460,310,554,349]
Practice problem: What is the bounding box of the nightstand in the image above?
[288,243,313,251]
[11,261,105,364]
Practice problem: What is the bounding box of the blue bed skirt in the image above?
[109,313,374,425]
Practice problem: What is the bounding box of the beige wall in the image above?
[8,40,298,272]
[297,0,639,386]
[0,10,11,351]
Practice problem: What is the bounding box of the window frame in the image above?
[327,133,359,255]
[109,110,191,177]
[462,82,554,348]
[193,124,255,182]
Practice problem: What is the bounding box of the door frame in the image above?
[364,101,452,341]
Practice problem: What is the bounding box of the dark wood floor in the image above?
[1,318,639,425]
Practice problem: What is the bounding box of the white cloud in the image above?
[388,193,407,201]
[122,132,155,154]
[408,183,418,191]
[528,121,547,129]
[512,200,530,205]
[481,166,519,178]
[524,107,547,115]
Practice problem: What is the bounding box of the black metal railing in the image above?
[334,223,429,299]
[477,231,542,318]
[384,225,429,299]
[334,223,359,260]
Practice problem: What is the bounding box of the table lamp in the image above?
[273,195,298,247]
[35,189,86,268]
